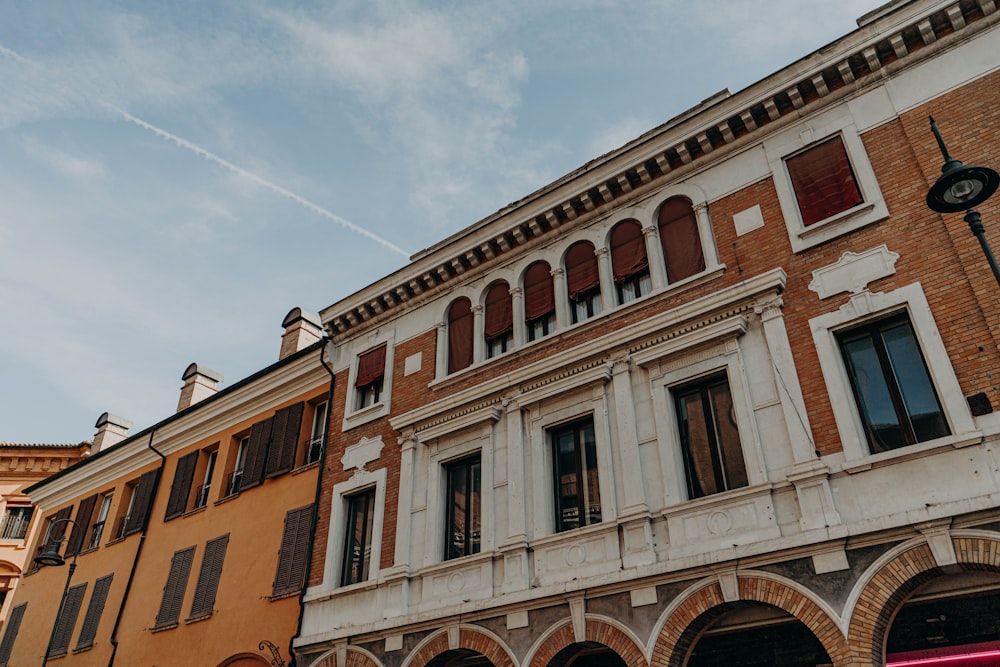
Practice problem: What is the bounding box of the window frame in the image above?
[0,505,33,541]
[549,417,603,533]
[443,453,482,560]
[342,336,395,430]
[87,493,114,550]
[810,282,977,465]
[323,468,386,591]
[765,107,888,252]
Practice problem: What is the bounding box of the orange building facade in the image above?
[2,309,331,667]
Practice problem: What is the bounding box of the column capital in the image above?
[753,295,784,321]
[550,266,565,277]
[509,286,524,297]
[595,246,610,258]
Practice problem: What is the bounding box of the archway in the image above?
[884,571,1000,666]
[685,602,832,666]
[547,641,627,667]
[425,649,494,667]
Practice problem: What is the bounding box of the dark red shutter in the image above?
[188,534,229,619]
[164,452,199,520]
[658,198,706,283]
[48,582,87,657]
[155,546,195,629]
[240,417,273,491]
[75,573,113,650]
[786,135,863,226]
[566,241,600,300]
[272,505,313,596]
[447,298,474,374]
[123,470,158,537]
[355,345,387,388]
[524,262,555,322]
[610,221,649,283]
[66,494,98,555]
[484,282,513,340]
[0,602,26,666]
[265,402,304,478]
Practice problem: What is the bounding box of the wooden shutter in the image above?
[565,241,599,300]
[484,282,513,340]
[66,494,98,555]
[264,402,304,479]
[188,534,229,619]
[524,262,555,322]
[447,298,474,374]
[272,505,313,596]
[610,221,649,284]
[123,470,158,537]
[48,582,87,657]
[155,546,195,629]
[0,602,26,667]
[240,417,273,491]
[658,197,705,283]
[75,574,113,650]
[164,452,199,520]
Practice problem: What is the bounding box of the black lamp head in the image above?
[34,546,66,567]
[926,116,1000,213]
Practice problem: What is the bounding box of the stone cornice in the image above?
[319,0,997,340]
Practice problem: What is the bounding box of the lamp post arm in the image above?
[930,117,954,163]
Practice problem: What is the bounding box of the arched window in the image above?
[484,281,513,359]
[523,261,555,341]
[447,298,474,374]
[565,241,601,324]
[610,220,650,304]
[658,197,705,283]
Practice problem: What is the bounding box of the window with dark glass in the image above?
[87,493,113,550]
[658,197,705,283]
[551,418,602,532]
[192,448,217,510]
[785,135,863,226]
[0,506,33,541]
[341,488,376,586]
[305,401,327,465]
[444,455,481,560]
[484,281,513,358]
[838,314,950,454]
[354,345,386,410]
[610,220,650,304]
[524,261,556,342]
[447,298,474,373]
[565,241,602,324]
[225,436,249,497]
[675,373,748,499]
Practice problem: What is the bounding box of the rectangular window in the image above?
[154,546,195,630]
[616,270,652,305]
[239,402,306,492]
[34,506,73,569]
[341,489,376,586]
[551,418,602,532]
[75,573,113,651]
[527,313,556,342]
[165,452,199,520]
[87,493,114,550]
[305,401,328,465]
[47,582,87,658]
[66,494,98,555]
[0,602,26,667]
[486,332,513,359]
[0,506,33,540]
[571,288,602,324]
[838,314,950,454]
[785,135,863,227]
[188,534,229,621]
[192,448,218,510]
[114,470,157,539]
[355,345,387,410]
[444,455,481,560]
[675,373,748,499]
[272,505,312,597]
[225,436,249,498]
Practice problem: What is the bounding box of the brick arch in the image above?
[527,617,647,667]
[845,536,1000,666]
[649,575,848,667]
[403,626,516,667]
[310,648,382,667]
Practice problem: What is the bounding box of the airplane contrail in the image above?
[107,105,410,258]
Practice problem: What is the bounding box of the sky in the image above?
[0,0,879,444]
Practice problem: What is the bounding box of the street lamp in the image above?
[926,117,1000,286]
[33,517,83,667]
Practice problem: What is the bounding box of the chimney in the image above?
[279,307,323,360]
[93,412,133,451]
[177,363,224,412]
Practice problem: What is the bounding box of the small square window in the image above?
[674,373,748,499]
[785,135,863,226]
[838,314,950,454]
[0,506,33,541]
[354,345,387,411]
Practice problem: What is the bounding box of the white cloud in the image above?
[21,136,109,182]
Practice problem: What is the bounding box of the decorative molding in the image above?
[808,244,900,299]
[341,435,384,472]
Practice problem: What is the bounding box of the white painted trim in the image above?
[322,467,387,591]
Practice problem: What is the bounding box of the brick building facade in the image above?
[294,1,1000,666]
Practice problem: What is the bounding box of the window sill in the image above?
[343,400,388,431]
[72,644,94,654]
[214,492,240,506]
[660,481,775,516]
[841,431,983,475]
[185,612,213,625]
[796,202,875,239]
[151,622,178,633]
[303,578,378,604]
[292,461,320,475]
[269,588,301,601]
[182,505,208,519]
